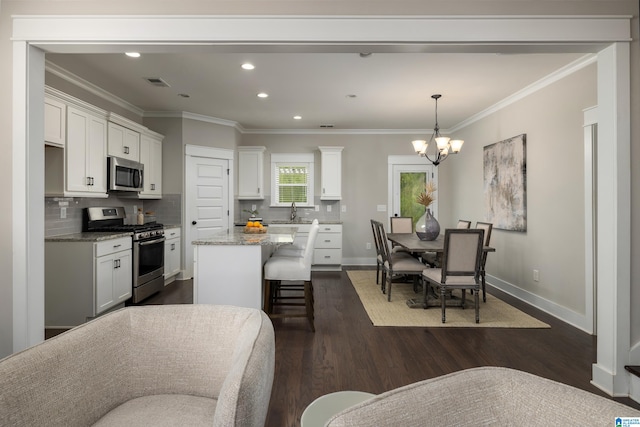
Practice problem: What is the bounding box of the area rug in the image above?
[347,270,549,328]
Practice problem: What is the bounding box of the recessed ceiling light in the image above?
[293,115,302,120]
[125,52,141,58]
[241,63,255,70]
[257,92,269,98]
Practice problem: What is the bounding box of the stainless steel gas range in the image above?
[83,207,165,303]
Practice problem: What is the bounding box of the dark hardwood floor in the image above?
[46,269,640,426]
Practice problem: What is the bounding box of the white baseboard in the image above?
[486,274,592,334]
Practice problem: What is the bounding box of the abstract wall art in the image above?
[483,134,527,231]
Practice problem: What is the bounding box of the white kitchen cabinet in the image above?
[139,130,163,199]
[164,227,181,283]
[313,224,343,268]
[108,121,140,162]
[319,146,343,200]
[44,97,66,147]
[268,222,342,270]
[237,146,265,199]
[65,105,108,197]
[95,240,133,312]
[45,236,132,328]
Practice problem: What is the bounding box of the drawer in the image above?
[315,234,342,249]
[318,224,342,233]
[313,248,342,265]
[165,227,181,239]
[95,237,132,257]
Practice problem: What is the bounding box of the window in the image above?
[271,153,314,207]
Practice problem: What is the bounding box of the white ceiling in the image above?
[46,51,588,131]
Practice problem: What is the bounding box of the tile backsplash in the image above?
[45,193,182,237]
[236,197,341,223]
[45,193,338,237]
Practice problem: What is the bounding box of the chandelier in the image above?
[411,94,464,166]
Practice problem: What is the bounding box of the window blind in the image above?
[275,164,309,204]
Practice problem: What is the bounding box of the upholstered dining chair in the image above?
[263,220,320,331]
[421,228,485,323]
[371,219,384,285]
[457,219,472,229]
[389,216,413,253]
[475,221,493,302]
[376,220,426,302]
[423,219,472,267]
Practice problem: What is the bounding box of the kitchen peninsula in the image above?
[193,227,296,309]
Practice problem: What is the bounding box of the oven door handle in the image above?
[138,237,166,246]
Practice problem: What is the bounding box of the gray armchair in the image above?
[0,305,275,427]
[326,367,640,426]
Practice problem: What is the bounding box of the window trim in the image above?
[270,153,315,207]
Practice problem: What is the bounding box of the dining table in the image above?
[386,232,496,308]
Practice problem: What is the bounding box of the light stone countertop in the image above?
[234,219,343,226]
[193,227,297,246]
[45,232,133,242]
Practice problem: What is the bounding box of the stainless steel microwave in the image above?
[107,156,144,191]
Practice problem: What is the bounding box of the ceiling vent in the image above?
[144,77,171,87]
[320,124,334,128]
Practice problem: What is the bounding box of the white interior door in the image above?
[184,146,233,279]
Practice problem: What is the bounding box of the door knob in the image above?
[192,221,197,225]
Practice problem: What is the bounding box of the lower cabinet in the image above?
[164,227,181,283]
[45,236,132,327]
[313,224,343,267]
[95,242,133,312]
[268,223,342,271]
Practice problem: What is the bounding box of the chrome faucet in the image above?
[290,201,297,221]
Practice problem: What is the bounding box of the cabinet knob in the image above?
[192,221,197,225]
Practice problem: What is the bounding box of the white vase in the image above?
[415,208,440,241]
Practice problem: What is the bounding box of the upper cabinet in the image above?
[65,105,108,197]
[43,86,165,200]
[237,146,265,200]
[319,146,343,200]
[107,114,141,162]
[139,130,164,199]
[44,97,66,147]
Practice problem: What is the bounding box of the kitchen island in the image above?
[193,227,296,309]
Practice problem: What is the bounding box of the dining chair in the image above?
[263,220,320,331]
[421,228,485,323]
[377,221,426,302]
[475,221,493,302]
[423,219,472,267]
[371,219,384,285]
[389,216,413,254]
[457,219,472,229]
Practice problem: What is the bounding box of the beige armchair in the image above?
[0,305,275,427]
[326,367,640,426]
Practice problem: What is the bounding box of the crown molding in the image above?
[143,110,244,131]
[45,60,144,117]
[449,53,597,133]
